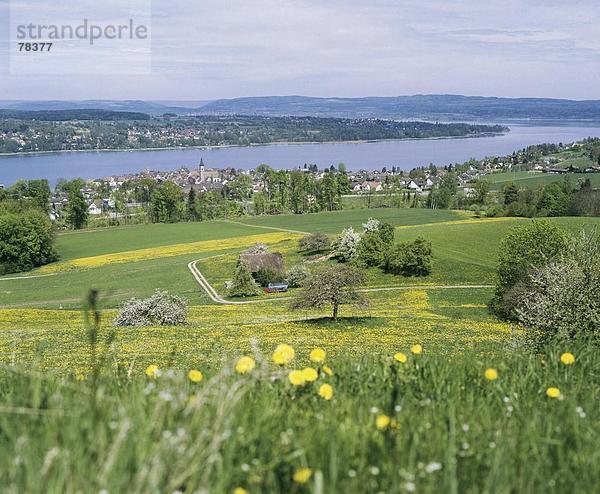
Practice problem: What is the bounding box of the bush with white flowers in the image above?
[113,290,187,326]
[331,227,361,262]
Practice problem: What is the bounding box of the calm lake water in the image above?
[1,123,600,186]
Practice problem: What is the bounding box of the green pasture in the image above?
[1,209,599,309]
[486,171,600,190]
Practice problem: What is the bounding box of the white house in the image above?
[360,181,383,192]
[88,203,102,215]
[407,180,421,191]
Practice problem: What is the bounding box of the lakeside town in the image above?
[42,139,600,220]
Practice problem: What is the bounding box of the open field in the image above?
[3,211,597,309]
[0,288,512,372]
[1,207,599,493]
[486,171,600,190]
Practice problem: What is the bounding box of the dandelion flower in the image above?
[318,383,333,400]
[546,387,561,399]
[288,370,306,386]
[322,365,333,376]
[376,414,391,430]
[484,368,498,381]
[309,347,326,363]
[233,488,249,494]
[293,468,312,484]
[302,367,318,382]
[560,353,575,365]
[272,344,295,365]
[188,369,203,383]
[394,352,408,363]
[235,356,256,374]
[145,364,159,378]
[410,344,423,355]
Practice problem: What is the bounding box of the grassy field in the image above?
[0,334,597,493]
[1,211,599,310]
[486,171,600,190]
[1,207,599,492]
[0,288,511,371]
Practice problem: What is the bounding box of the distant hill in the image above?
[198,95,600,121]
[0,109,150,121]
[3,95,600,121]
[0,100,196,116]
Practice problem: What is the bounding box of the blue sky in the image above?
[1,0,599,100]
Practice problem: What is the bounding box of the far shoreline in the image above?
[0,131,507,158]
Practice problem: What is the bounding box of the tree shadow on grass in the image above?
[300,316,385,327]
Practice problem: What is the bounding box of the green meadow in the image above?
[1,207,599,493]
[486,171,600,190]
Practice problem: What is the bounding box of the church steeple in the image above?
[199,158,205,182]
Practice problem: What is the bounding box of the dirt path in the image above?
[0,273,57,281]
[188,257,492,305]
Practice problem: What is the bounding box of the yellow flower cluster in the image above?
[188,369,203,383]
[293,468,312,484]
[272,344,295,365]
[484,368,498,381]
[37,231,298,273]
[235,356,256,374]
[0,298,515,372]
[560,352,575,365]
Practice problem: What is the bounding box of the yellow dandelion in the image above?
[376,414,391,430]
[394,352,408,363]
[322,365,333,376]
[74,371,86,381]
[235,356,256,374]
[560,353,575,365]
[293,468,312,484]
[309,347,326,363]
[272,344,295,365]
[546,387,561,399]
[484,368,498,381]
[233,488,249,494]
[145,364,159,378]
[288,370,305,386]
[318,383,333,400]
[410,344,423,355]
[187,369,203,383]
[302,367,319,382]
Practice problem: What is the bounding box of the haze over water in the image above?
[1,124,600,186]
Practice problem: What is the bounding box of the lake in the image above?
[1,123,600,186]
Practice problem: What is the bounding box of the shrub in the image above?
[383,237,432,276]
[485,204,505,217]
[362,217,380,233]
[113,290,187,326]
[515,229,600,347]
[0,210,58,274]
[286,263,311,288]
[377,221,395,245]
[355,231,386,267]
[244,243,268,254]
[491,220,571,319]
[255,266,285,287]
[331,227,361,262]
[298,233,330,254]
[229,259,262,297]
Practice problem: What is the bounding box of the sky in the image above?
[0,0,599,101]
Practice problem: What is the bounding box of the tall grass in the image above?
[0,314,597,493]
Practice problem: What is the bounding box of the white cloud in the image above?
[1,0,599,99]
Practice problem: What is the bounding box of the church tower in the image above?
[199,158,205,182]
